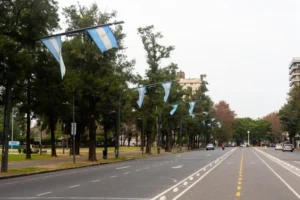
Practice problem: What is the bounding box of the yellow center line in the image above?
[236,149,244,199]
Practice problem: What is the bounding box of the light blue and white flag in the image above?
[162,81,172,102]
[202,120,205,125]
[207,123,211,127]
[136,86,146,108]
[191,114,195,118]
[41,36,66,78]
[188,101,196,115]
[86,26,118,53]
[211,118,215,122]
[216,122,222,128]
[170,104,178,116]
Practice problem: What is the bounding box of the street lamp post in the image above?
[10,108,14,153]
[247,131,250,145]
[71,95,76,164]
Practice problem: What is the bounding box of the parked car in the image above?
[282,143,294,152]
[240,144,246,147]
[206,143,214,150]
[275,143,283,150]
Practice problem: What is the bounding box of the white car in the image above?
[275,143,283,150]
[240,144,246,147]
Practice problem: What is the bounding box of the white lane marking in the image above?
[294,161,300,165]
[255,148,300,178]
[252,150,300,199]
[36,192,51,197]
[159,196,166,200]
[203,168,206,171]
[196,173,200,176]
[160,163,163,165]
[110,175,117,178]
[177,155,182,157]
[150,148,236,200]
[124,172,131,175]
[92,180,100,183]
[165,161,169,164]
[173,188,179,192]
[172,165,183,169]
[116,166,131,170]
[183,181,188,186]
[189,177,194,180]
[69,184,80,188]
[153,165,157,167]
[206,154,211,156]
[136,169,141,171]
[145,167,149,170]
[172,150,236,200]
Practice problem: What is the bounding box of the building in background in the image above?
[289,57,300,92]
[177,71,201,94]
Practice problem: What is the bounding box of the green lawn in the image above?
[0,154,53,162]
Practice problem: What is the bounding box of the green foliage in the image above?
[233,118,271,145]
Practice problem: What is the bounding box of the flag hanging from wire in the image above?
[136,86,146,108]
[170,104,178,116]
[203,112,208,116]
[162,81,172,102]
[86,25,118,53]
[188,101,196,115]
[41,36,66,78]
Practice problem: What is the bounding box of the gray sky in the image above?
[57,0,300,119]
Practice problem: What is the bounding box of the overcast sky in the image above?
[57,0,300,119]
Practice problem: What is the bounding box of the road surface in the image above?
[1,147,300,199]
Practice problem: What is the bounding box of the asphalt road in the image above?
[1,147,300,200]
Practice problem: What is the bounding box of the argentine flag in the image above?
[86,25,118,53]
[170,104,178,116]
[41,36,66,78]
[188,101,196,115]
[136,86,146,108]
[162,81,172,102]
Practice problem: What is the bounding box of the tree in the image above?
[262,112,283,142]
[137,25,176,154]
[213,100,236,140]
[0,0,59,159]
[62,4,135,161]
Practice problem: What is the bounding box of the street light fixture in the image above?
[247,131,250,146]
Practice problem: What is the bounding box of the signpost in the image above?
[71,122,76,163]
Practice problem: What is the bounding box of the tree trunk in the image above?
[104,124,108,159]
[75,131,80,155]
[26,75,31,160]
[50,116,57,157]
[165,128,172,152]
[136,132,138,147]
[146,132,152,154]
[127,134,132,146]
[88,114,97,161]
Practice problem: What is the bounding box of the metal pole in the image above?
[115,105,120,158]
[180,117,183,152]
[157,115,161,154]
[40,129,42,155]
[73,95,75,163]
[141,115,144,156]
[11,108,13,153]
[248,131,250,145]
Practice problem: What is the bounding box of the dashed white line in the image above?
[196,173,200,176]
[36,192,51,197]
[124,172,131,175]
[136,169,141,171]
[159,196,166,200]
[183,181,188,186]
[110,175,117,178]
[69,184,80,188]
[189,177,194,180]
[116,166,131,170]
[145,167,149,170]
[153,165,157,167]
[92,180,100,183]
[173,188,179,192]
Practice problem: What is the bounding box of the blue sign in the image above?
[9,141,20,147]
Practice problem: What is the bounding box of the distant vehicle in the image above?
[275,143,283,150]
[225,143,231,147]
[206,143,214,150]
[240,144,246,147]
[282,143,294,152]
[231,143,237,147]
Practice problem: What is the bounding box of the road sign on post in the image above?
[71,123,77,136]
